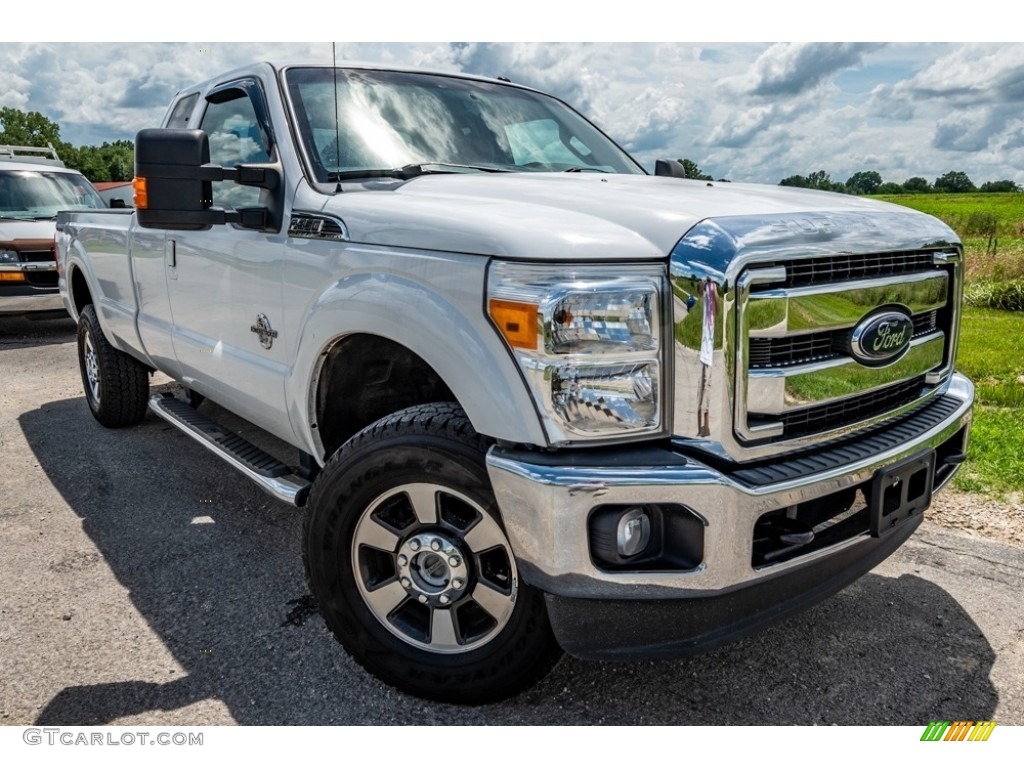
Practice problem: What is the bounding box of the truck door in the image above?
[165,80,292,438]
[133,93,199,382]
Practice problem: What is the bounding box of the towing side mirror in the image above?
[134,129,214,230]
[134,128,281,231]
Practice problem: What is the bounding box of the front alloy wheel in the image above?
[352,483,518,654]
[303,403,562,704]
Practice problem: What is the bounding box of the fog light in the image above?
[617,508,651,557]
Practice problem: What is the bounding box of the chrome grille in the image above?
[737,249,959,445]
[18,249,54,263]
[748,310,941,370]
[769,376,928,439]
[762,250,937,289]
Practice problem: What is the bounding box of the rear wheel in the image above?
[303,402,562,703]
[77,304,149,427]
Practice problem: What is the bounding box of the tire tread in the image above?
[78,304,149,428]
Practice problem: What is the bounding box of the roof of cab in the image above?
[166,60,535,102]
[0,159,83,175]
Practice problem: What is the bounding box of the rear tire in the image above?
[303,402,562,703]
[77,304,149,427]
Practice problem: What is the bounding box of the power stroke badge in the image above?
[849,308,913,366]
[250,313,279,350]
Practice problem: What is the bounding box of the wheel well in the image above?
[70,265,93,315]
[315,334,457,458]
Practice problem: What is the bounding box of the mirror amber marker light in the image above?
[132,177,148,209]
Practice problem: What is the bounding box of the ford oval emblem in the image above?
[850,309,913,366]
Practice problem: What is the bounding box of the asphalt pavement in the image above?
[2,313,1022,726]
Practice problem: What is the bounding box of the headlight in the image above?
[488,261,665,444]
[0,250,20,265]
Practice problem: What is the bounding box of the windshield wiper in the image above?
[563,166,610,173]
[399,162,511,177]
[327,162,511,182]
[0,214,37,221]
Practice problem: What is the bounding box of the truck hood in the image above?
[325,173,952,260]
[0,219,56,245]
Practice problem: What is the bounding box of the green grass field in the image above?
[874,192,1024,281]
[952,307,1024,497]
[875,192,1024,235]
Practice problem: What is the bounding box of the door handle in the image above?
[166,238,178,279]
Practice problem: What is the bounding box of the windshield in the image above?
[0,170,106,219]
[284,68,645,182]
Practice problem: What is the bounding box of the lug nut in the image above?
[452,578,464,589]
[431,539,442,551]
[448,556,460,567]
[397,554,408,566]
[418,595,428,604]
[439,595,450,604]
[409,540,421,552]
[400,577,411,588]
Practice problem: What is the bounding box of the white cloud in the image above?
[1,41,1023,186]
[730,42,885,97]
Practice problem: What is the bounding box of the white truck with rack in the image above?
[57,62,973,703]
[1,144,107,314]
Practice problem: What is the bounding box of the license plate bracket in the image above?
[869,450,936,537]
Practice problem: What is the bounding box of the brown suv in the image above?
[1,146,106,314]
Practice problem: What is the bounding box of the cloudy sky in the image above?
[2,37,1022,187]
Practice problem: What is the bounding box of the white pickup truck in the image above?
[57,62,974,704]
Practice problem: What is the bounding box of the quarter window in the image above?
[166,93,200,129]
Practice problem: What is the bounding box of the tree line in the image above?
[680,158,1021,195]
[778,168,1020,195]
[2,106,134,182]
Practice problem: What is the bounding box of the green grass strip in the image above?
[953,308,1024,495]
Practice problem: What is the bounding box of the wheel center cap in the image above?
[396,533,469,606]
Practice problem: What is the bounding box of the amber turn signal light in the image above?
[488,299,538,350]
[132,177,148,209]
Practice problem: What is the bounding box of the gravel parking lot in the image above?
[2,313,1022,726]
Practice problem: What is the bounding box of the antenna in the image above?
[332,42,342,192]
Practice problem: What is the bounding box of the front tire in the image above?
[77,304,149,427]
[303,403,562,703]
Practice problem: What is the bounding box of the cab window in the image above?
[199,92,270,209]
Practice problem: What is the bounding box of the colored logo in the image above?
[920,721,996,741]
[850,308,913,367]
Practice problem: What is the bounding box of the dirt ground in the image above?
[929,489,1024,549]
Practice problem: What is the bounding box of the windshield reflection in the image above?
[0,170,106,219]
[285,68,644,181]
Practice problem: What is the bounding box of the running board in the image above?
[148,394,311,507]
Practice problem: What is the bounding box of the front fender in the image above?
[285,259,548,459]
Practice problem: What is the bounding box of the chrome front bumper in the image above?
[486,373,973,601]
